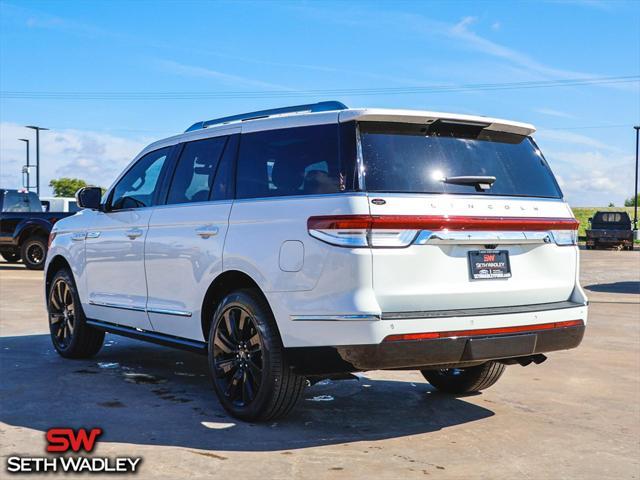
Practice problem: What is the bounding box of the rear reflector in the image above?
[307,215,579,248]
[383,319,584,342]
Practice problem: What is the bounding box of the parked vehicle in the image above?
[586,211,634,250]
[40,197,81,213]
[45,102,588,421]
[0,189,74,269]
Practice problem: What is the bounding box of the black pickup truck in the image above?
[0,189,74,269]
[585,211,634,250]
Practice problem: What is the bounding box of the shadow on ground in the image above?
[0,334,494,452]
[584,281,640,294]
[0,264,27,271]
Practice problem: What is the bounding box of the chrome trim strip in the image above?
[291,314,380,321]
[89,300,146,312]
[382,300,587,320]
[88,300,192,317]
[414,230,552,245]
[147,307,192,317]
[86,231,100,239]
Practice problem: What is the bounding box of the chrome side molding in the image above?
[291,314,381,321]
[88,300,192,317]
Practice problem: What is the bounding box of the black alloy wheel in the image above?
[211,305,264,407]
[21,236,47,270]
[208,289,305,421]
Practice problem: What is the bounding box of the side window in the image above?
[211,134,238,201]
[166,137,227,205]
[236,124,344,199]
[110,147,170,211]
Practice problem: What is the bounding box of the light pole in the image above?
[18,138,30,191]
[25,125,49,196]
[634,126,639,237]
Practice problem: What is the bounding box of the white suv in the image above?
[45,102,587,421]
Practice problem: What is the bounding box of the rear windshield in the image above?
[1,190,42,212]
[359,122,562,198]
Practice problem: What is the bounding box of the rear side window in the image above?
[166,136,228,205]
[359,122,562,198]
[236,124,350,199]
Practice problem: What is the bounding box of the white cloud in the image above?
[156,60,291,91]
[0,123,149,196]
[491,21,501,31]
[535,130,618,152]
[534,108,576,119]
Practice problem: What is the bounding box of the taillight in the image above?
[307,215,579,248]
[307,215,418,248]
[48,231,57,248]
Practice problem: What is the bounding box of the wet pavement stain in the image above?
[188,450,227,461]
[123,373,167,385]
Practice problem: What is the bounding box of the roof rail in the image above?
[184,101,348,132]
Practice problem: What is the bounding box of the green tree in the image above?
[624,194,640,207]
[48,177,88,197]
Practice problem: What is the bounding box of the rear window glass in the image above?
[359,122,562,198]
[236,124,352,199]
[1,191,42,212]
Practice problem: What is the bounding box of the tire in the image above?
[421,361,506,394]
[20,236,47,270]
[207,289,305,421]
[47,268,104,358]
[1,252,20,263]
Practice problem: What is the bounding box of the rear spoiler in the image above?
[339,109,536,137]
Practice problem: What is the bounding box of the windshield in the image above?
[359,121,562,198]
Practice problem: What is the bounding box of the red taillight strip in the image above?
[383,319,584,342]
[308,215,578,231]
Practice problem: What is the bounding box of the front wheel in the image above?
[207,289,305,421]
[421,361,506,394]
[48,269,104,358]
[21,236,47,270]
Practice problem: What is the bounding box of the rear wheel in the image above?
[421,361,506,394]
[48,269,104,358]
[1,252,20,263]
[207,289,305,421]
[21,236,47,270]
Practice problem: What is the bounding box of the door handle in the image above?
[126,228,144,239]
[71,232,86,241]
[195,225,219,239]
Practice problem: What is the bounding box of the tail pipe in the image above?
[500,354,547,366]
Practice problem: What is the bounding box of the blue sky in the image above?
[0,0,638,205]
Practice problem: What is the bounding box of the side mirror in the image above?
[76,187,102,210]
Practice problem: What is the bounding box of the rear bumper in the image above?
[285,323,585,375]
